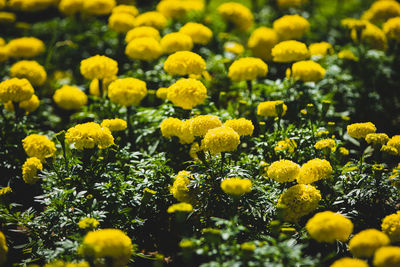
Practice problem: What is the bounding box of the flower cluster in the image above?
[218,2,253,32]
[220,177,252,196]
[373,246,400,267]
[167,78,207,110]
[6,37,45,58]
[101,118,127,132]
[297,158,332,184]
[125,26,160,43]
[179,22,212,45]
[79,229,132,266]
[82,0,116,15]
[108,78,147,106]
[309,42,333,57]
[271,40,309,62]
[223,118,254,136]
[273,14,310,40]
[22,157,43,184]
[167,202,193,213]
[383,17,400,43]
[314,138,336,152]
[78,218,100,230]
[170,171,192,203]
[347,122,377,139]
[247,27,278,61]
[277,184,321,222]
[202,126,240,155]
[348,229,390,258]
[0,78,34,103]
[257,100,287,117]
[267,159,300,183]
[133,11,167,29]
[365,133,389,146]
[10,60,47,86]
[381,211,400,242]
[290,60,326,82]
[80,55,118,80]
[189,115,222,137]
[305,211,353,243]
[65,122,114,150]
[22,134,56,161]
[125,37,162,61]
[160,32,193,54]
[53,85,88,110]
[108,12,135,33]
[228,57,268,82]
[164,51,206,76]
[330,258,368,267]
[160,117,194,144]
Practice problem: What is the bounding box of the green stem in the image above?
[246,80,253,104]
[220,152,225,177]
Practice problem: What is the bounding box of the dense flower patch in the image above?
[0,0,400,266]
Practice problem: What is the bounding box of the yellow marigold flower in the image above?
[347,122,377,139]
[82,0,115,15]
[0,186,12,196]
[22,157,43,184]
[0,46,8,63]
[161,32,193,54]
[80,55,118,80]
[8,0,55,12]
[58,0,83,15]
[387,135,400,154]
[167,78,207,110]
[78,218,100,229]
[309,42,333,57]
[306,211,353,243]
[247,27,279,61]
[179,22,212,45]
[65,122,114,150]
[275,138,297,153]
[365,133,389,146]
[271,40,309,62]
[273,14,310,41]
[89,76,116,97]
[218,2,253,32]
[341,18,368,30]
[363,0,400,23]
[383,17,400,43]
[164,51,206,76]
[6,37,45,58]
[125,37,162,61]
[108,13,135,33]
[290,60,325,82]
[224,41,244,55]
[202,126,240,154]
[0,0,5,9]
[0,231,8,265]
[125,26,160,43]
[101,118,127,132]
[267,159,300,183]
[314,138,336,152]
[160,117,183,138]
[228,57,268,82]
[0,12,16,24]
[329,258,369,267]
[112,4,138,16]
[351,22,388,51]
[381,211,400,242]
[170,171,192,202]
[0,78,34,103]
[381,144,398,155]
[176,120,195,144]
[10,60,47,86]
[277,184,321,222]
[22,134,56,161]
[108,78,147,106]
[134,11,167,30]
[189,142,201,160]
[223,118,254,136]
[157,0,187,19]
[349,229,390,258]
[189,115,222,137]
[339,147,350,156]
[277,0,308,9]
[257,100,287,117]
[338,49,359,61]
[297,158,332,184]
[18,94,40,114]
[167,202,193,213]
[373,246,400,267]
[221,177,252,196]
[53,85,88,110]
[156,87,168,100]
[79,229,132,267]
